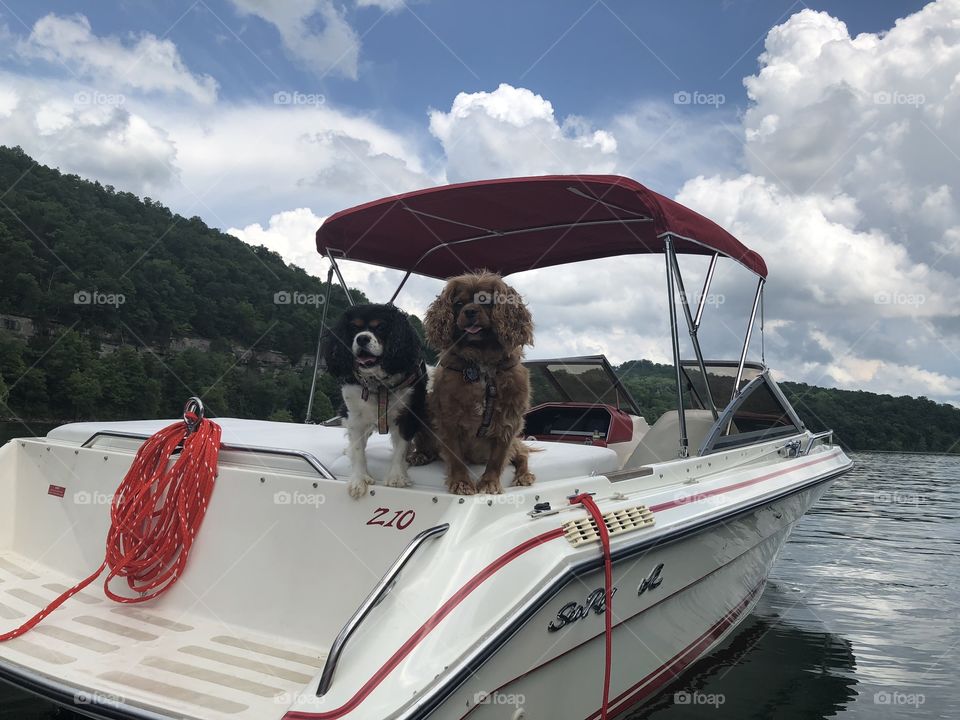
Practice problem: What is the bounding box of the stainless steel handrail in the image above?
[317,523,450,695]
[79,431,337,479]
[804,429,834,455]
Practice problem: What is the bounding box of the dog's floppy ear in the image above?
[424,280,457,351]
[381,308,421,375]
[324,311,356,378]
[492,279,534,350]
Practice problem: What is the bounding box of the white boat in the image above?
[0,175,852,720]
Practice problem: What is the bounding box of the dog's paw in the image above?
[477,474,504,495]
[407,449,435,467]
[347,475,374,499]
[384,470,411,489]
[448,479,477,495]
[513,471,536,487]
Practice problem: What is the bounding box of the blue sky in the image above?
[0,0,930,175]
[0,0,958,404]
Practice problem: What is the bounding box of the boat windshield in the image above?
[680,362,763,411]
[526,356,642,415]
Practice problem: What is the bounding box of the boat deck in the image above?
[0,551,325,719]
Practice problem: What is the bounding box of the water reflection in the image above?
[627,583,858,719]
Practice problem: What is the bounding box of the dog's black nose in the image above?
[464,308,478,320]
[356,334,371,346]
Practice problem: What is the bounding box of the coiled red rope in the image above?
[0,414,221,643]
[570,492,614,720]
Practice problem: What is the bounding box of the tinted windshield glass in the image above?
[681,364,762,410]
[528,360,638,411]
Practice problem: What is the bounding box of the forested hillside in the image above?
[0,146,957,452]
[0,145,364,422]
[614,360,960,454]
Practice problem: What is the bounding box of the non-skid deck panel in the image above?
[0,551,327,720]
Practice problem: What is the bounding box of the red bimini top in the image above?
[315,175,767,279]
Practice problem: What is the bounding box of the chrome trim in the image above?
[693,253,718,330]
[325,247,355,306]
[669,244,718,420]
[804,430,834,455]
[317,523,450,695]
[733,277,764,400]
[698,373,807,456]
[79,431,337,480]
[664,236,688,457]
[306,264,336,423]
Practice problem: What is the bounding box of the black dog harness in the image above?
[356,361,426,434]
[439,358,519,437]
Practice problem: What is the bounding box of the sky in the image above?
[0,0,958,405]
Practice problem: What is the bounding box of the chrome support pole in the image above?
[389,269,414,304]
[664,237,688,458]
[325,249,355,306]
[760,284,766,365]
[669,247,718,420]
[305,265,335,423]
[693,253,718,331]
[733,277,765,401]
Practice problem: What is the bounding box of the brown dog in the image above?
[424,271,535,495]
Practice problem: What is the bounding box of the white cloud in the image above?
[0,72,179,193]
[229,0,359,79]
[356,0,406,11]
[17,14,217,103]
[429,84,619,182]
[672,0,960,401]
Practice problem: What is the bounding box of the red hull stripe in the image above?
[586,581,764,719]
[282,528,565,720]
[648,450,838,514]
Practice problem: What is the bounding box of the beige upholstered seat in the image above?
[625,410,718,468]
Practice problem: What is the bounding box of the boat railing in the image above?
[80,431,337,479]
[317,523,450,695]
[804,429,834,455]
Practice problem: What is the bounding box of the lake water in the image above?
[1,446,957,719]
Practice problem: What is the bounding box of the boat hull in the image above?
[445,481,832,719]
[0,421,850,720]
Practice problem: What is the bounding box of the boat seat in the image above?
[625,410,718,467]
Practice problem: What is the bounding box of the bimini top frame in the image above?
[310,175,769,458]
[316,175,767,287]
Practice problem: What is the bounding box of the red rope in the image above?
[0,415,221,643]
[570,493,614,720]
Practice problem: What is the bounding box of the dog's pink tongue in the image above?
[357,356,378,366]
[465,325,482,334]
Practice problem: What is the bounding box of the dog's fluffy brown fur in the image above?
[424,271,535,495]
